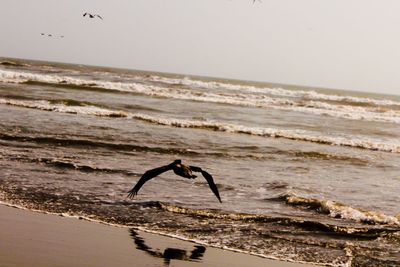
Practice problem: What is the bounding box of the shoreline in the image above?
[0,204,319,267]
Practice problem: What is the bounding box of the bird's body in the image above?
[128,160,222,203]
[172,162,197,179]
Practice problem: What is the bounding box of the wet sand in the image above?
[0,204,318,267]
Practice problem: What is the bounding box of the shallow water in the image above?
[0,57,399,266]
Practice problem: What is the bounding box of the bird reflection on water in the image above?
[129,229,206,266]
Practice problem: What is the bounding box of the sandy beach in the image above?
[0,204,317,267]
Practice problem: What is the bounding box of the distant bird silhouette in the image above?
[83,12,103,20]
[40,33,64,38]
[127,160,222,203]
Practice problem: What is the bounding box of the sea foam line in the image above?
[279,193,400,226]
[0,98,127,117]
[130,113,400,153]
[1,97,399,153]
[147,75,400,107]
[1,69,400,124]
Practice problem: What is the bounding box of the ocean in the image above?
[0,57,399,266]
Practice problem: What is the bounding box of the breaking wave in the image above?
[0,98,127,118]
[1,97,399,153]
[130,113,400,153]
[1,69,400,124]
[273,193,400,226]
[156,202,399,238]
[147,75,400,107]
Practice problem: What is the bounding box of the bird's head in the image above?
[173,159,182,164]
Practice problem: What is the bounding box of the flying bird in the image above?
[40,33,64,38]
[127,160,222,203]
[83,12,103,20]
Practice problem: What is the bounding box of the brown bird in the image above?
[127,160,222,203]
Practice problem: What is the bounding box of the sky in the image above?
[1,0,400,95]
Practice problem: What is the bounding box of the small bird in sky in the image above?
[83,12,103,20]
[127,160,222,203]
[40,33,64,38]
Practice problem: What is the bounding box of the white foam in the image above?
[147,75,400,107]
[271,101,400,124]
[1,69,400,124]
[284,194,400,225]
[323,200,400,225]
[0,98,127,117]
[129,113,400,153]
[1,97,399,153]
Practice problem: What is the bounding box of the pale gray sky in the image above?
[1,0,400,95]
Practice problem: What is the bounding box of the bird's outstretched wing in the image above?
[96,15,103,20]
[127,164,173,199]
[190,166,222,203]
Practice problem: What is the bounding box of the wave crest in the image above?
[157,202,398,238]
[274,193,400,225]
[1,97,399,153]
[147,75,400,107]
[130,113,400,153]
[1,69,400,124]
[0,98,127,118]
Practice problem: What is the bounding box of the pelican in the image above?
[83,12,103,20]
[127,160,222,203]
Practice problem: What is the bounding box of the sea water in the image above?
[0,57,399,266]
